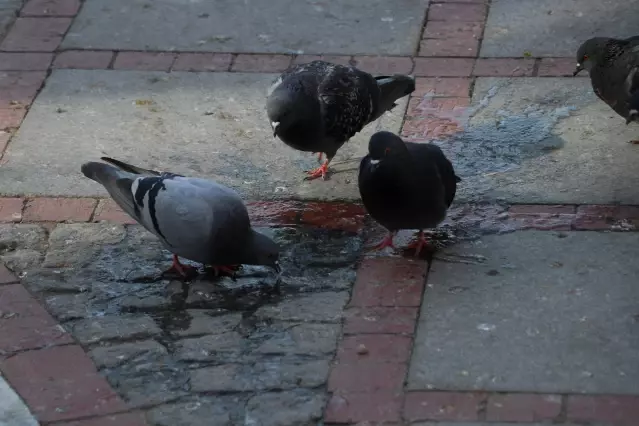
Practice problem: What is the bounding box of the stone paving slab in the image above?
[62,0,428,55]
[480,0,639,58]
[409,231,639,394]
[446,77,639,205]
[413,423,587,426]
[1,69,407,201]
[0,0,20,40]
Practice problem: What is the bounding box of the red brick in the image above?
[0,71,46,108]
[343,307,418,334]
[328,361,406,392]
[114,52,175,71]
[419,38,479,57]
[573,205,617,230]
[21,0,80,16]
[93,199,136,225]
[567,395,639,426]
[172,53,232,72]
[246,200,301,227]
[0,345,126,422]
[508,213,574,231]
[508,204,576,214]
[0,284,73,352]
[423,21,484,40]
[23,197,97,222]
[292,55,352,67]
[231,54,292,72]
[487,393,561,422]
[349,257,426,307]
[0,53,53,70]
[414,58,475,77]
[300,202,366,232]
[0,108,26,130]
[324,392,403,423]
[473,58,535,77]
[0,197,23,222]
[404,392,483,422]
[538,58,580,77]
[54,50,113,69]
[0,263,18,284]
[337,334,412,363]
[414,77,471,98]
[351,56,413,75]
[428,3,487,21]
[0,17,72,51]
[54,412,149,426]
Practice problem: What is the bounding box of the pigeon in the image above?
[358,131,461,256]
[266,60,415,180]
[573,36,639,143]
[81,157,281,278]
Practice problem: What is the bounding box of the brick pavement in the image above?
[1,0,639,424]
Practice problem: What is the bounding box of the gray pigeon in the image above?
[266,60,415,180]
[358,131,460,256]
[574,36,639,143]
[81,157,280,278]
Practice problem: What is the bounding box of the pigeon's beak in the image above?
[573,63,584,77]
[271,121,280,138]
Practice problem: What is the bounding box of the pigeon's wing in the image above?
[267,60,331,97]
[100,156,185,179]
[318,65,379,147]
[406,142,460,208]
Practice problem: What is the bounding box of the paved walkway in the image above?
[1,0,639,425]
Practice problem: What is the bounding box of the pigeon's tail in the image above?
[100,156,161,176]
[374,74,416,119]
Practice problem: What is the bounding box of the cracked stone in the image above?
[190,359,330,392]
[45,292,94,321]
[147,396,245,426]
[43,223,126,268]
[255,292,349,322]
[89,339,168,369]
[175,332,245,362]
[1,249,44,272]
[67,314,162,344]
[252,323,340,356]
[108,365,189,407]
[244,389,326,426]
[0,224,48,253]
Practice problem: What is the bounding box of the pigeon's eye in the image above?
[583,55,589,61]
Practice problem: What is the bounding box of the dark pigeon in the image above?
[81,157,280,278]
[266,60,416,180]
[574,36,639,143]
[358,131,461,256]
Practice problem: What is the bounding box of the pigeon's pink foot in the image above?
[305,161,330,181]
[369,232,397,252]
[163,254,198,278]
[212,264,242,277]
[405,230,431,257]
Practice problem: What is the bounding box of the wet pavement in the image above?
[3,221,362,423]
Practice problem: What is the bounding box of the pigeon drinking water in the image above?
[266,60,416,180]
[574,36,639,143]
[358,131,461,256]
[81,157,281,278]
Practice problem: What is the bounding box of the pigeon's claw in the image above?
[163,254,198,279]
[368,232,397,252]
[405,230,432,257]
[212,264,242,279]
[305,160,330,181]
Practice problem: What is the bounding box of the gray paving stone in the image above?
[254,291,349,322]
[445,77,639,204]
[0,0,20,41]
[67,314,162,344]
[481,0,639,57]
[413,424,586,426]
[245,389,325,426]
[147,396,244,426]
[62,0,427,55]
[408,231,639,394]
[1,70,407,201]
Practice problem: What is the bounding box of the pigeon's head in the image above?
[367,131,409,165]
[249,230,282,273]
[266,87,319,140]
[574,37,611,76]
[374,75,416,118]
